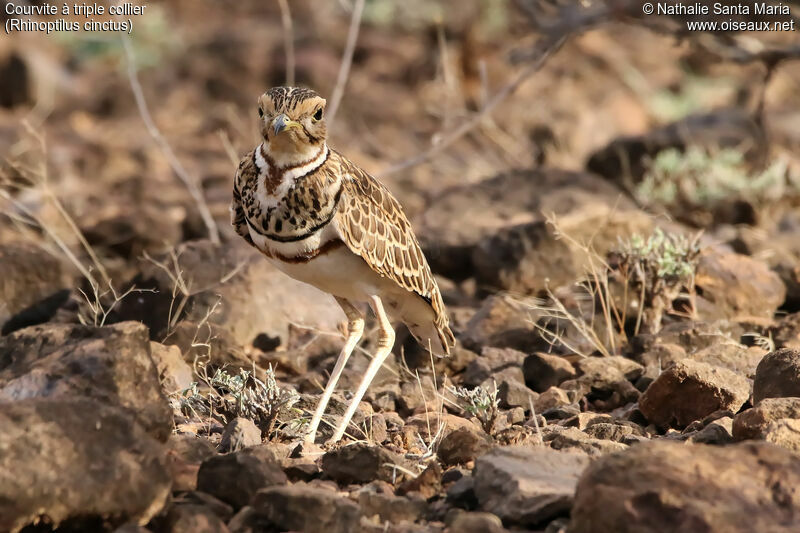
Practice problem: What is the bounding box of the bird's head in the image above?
[258,87,327,165]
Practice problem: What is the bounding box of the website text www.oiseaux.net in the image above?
[641,2,796,32]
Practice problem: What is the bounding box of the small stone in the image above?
[250,483,361,533]
[473,446,589,527]
[763,419,800,453]
[547,427,628,456]
[498,378,538,410]
[321,443,403,484]
[639,359,750,428]
[438,427,493,466]
[161,503,231,533]
[733,397,800,440]
[446,511,506,533]
[220,418,262,452]
[397,461,442,500]
[534,387,572,413]
[523,352,576,393]
[358,482,427,523]
[197,446,287,509]
[753,348,800,403]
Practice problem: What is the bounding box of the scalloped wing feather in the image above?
[331,152,455,353]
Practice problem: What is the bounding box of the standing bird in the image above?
[230,87,455,443]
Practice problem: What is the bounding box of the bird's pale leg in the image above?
[305,297,364,443]
[330,295,395,443]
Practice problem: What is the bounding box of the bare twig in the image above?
[378,36,566,177]
[325,0,366,130]
[121,36,220,244]
[276,0,296,87]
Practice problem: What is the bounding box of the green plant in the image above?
[613,229,700,334]
[180,365,300,439]
[637,147,792,212]
[448,381,499,434]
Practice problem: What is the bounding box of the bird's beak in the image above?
[272,114,300,136]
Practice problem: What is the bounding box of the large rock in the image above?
[472,446,590,527]
[694,249,786,321]
[571,441,800,533]
[753,348,800,403]
[587,110,765,189]
[0,321,172,440]
[0,398,170,533]
[460,295,543,353]
[472,208,653,294]
[419,169,635,281]
[250,483,361,533]
[639,359,750,428]
[120,240,342,348]
[733,397,800,440]
[0,242,71,334]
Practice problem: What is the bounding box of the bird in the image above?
[230,86,455,443]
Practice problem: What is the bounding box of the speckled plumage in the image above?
[230,87,454,442]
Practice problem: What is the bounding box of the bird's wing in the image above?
[331,152,454,351]
[230,150,256,246]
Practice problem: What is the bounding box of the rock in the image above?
[685,416,735,444]
[763,419,800,453]
[321,443,404,484]
[419,169,636,281]
[587,110,765,189]
[397,462,442,500]
[0,52,31,108]
[358,482,427,523]
[446,511,506,533]
[473,446,590,527]
[498,377,537,409]
[197,446,287,509]
[769,312,800,351]
[0,398,170,533]
[404,413,485,448]
[250,483,361,533]
[639,359,751,428]
[460,295,543,353]
[166,434,217,491]
[583,422,644,442]
[161,504,231,533]
[150,341,194,393]
[570,441,800,533]
[534,387,573,413]
[124,240,342,347]
[438,427,493,466]
[733,397,800,440]
[461,347,526,390]
[690,342,765,378]
[561,356,642,410]
[0,321,172,440]
[694,249,786,321]
[0,242,70,334]
[523,353,576,393]
[447,475,478,510]
[753,348,800,403]
[220,417,262,452]
[472,208,652,294]
[546,427,628,456]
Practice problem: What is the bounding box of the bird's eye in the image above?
[313,108,323,121]
[258,108,264,118]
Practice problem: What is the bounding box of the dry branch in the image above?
[325,0,366,130]
[121,36,220,245]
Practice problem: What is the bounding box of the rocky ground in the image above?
[2,2,800,532]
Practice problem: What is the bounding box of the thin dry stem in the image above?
[276,0,296,87]
[326,0,366,130]
[121,36,220,244]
